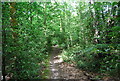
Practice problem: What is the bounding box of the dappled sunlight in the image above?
[51,68,58,72]
[53,56,63,64]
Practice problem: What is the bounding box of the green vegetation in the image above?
[2,1,120,80]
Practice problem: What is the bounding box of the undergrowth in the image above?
[61,44,120,79]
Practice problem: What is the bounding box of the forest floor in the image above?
[49,46,118,81]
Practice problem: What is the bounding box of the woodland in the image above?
[2,1,120,81]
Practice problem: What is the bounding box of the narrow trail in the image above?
[49,46,62,79]
[49,46,117,81]
[49,46,91,80]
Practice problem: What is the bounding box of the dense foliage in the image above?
[2,2,51,79]
[2,1,120,80]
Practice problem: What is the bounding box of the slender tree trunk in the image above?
[9,2,19,79]
[2,19,6,81]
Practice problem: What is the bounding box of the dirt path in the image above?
[49,46,91,80]
[49,46,62,79]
